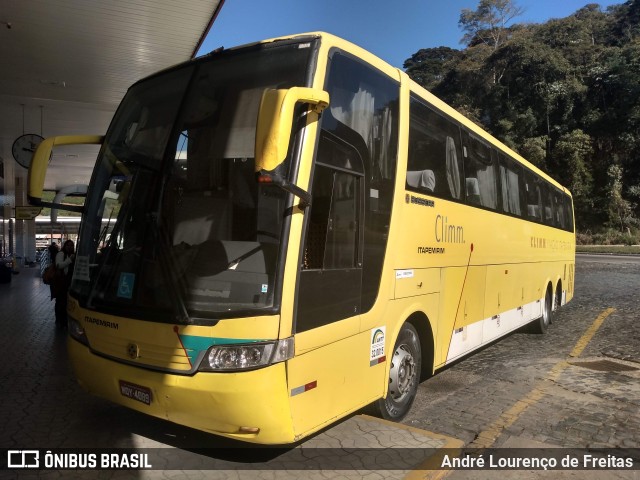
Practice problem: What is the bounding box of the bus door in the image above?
[297,132,364,331]
[287,131,366,436]
[286,50,400,438]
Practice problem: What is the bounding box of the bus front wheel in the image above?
[373,323,421,421]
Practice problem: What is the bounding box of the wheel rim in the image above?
[388,343,416,402]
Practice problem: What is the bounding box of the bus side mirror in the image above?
[27,135,104,207]
[28,135,104,211]
[255,87,329,173]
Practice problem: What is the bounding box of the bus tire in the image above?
[372,322,421,421]
[554,282,562,313]
[530,286,553,334]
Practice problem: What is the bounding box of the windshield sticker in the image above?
[261,284,268,293]
[73,255,91,282]
[117,272,135,299]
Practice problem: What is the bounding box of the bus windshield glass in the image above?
[71,40,314,322]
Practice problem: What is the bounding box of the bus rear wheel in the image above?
[554,284,562,313]
[530,287,553,334]
[372,323,421,421]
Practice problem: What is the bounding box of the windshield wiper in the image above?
[150,214,191,324]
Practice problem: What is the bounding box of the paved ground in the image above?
[406,254,640,479]
[0,255,639,479]
[0,266,460,480]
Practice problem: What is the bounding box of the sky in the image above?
[198,0,624,68]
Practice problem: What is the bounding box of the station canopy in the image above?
[0,0,224,192]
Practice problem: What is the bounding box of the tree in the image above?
[610,0,640,44]
[459,0,525,86]
[404,0,640,234]
[551,130,595,227]
[403,47,462,90]
[606,164,636,232]
[518,136,548,169]
[486,34,575,133]
[459,0,524,51]
[585,42,640,194]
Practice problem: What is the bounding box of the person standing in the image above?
[42,242,60,300]
[53,240,75,329]
[41,242,59,280]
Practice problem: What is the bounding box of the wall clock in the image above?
[12,133,44,169]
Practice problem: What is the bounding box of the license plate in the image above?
[119,380,152,405]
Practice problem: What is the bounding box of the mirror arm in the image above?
[31,201,85,214]
[258,172,311,209]
[277,178,312,210]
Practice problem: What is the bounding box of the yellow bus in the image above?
[28,32,575,444]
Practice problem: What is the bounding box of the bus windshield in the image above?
[71,40,314,322]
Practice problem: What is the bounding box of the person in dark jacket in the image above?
[40,242,60,300]
[53,240,74,329]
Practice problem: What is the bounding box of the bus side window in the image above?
[524,170,542,222]
[303,135,363,271]
[553,190,565,229]
[498,153,522,216]
[303,167,360,271]
[407,97,462,200]
[463,133,497,210]
[564,194,575,232]
[542,182,555,227]
[303,166,332,269]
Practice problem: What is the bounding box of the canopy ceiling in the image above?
[0,0,224,191]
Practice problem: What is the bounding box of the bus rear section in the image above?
[394,88,575,369]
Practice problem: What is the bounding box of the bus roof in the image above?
[133,31,571,197]
[257,32,571,196]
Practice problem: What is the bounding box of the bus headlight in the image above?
[69,317,90,346]
[198,337,294,372]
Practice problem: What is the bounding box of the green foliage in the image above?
[403,47,462,90]
[610,0,640,43]
[553,130,595,227]
[577,228,640,246]
[459,0,525,50]
[518,136,547,169]
[606,164,637,231]
[404,0,640,235]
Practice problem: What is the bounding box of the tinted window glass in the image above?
[498,154,523,216]
[464,134,497,210]
[72,42,313,320]
[564,195,575,232]
[408,98,463,200]
[303,136,362,271]
[322,52,398,190]
[321,51,399,313]
[542,183,555,226]
[524,170,543,222]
